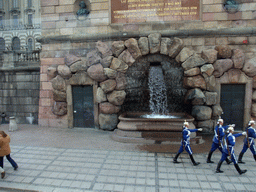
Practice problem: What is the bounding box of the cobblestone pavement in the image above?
[0,124,255,192]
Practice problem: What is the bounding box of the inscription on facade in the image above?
[111,0,200,24]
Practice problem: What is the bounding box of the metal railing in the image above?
[13,50,40,62]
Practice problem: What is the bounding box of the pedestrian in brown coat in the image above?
[0,131,18,179]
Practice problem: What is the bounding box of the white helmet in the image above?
[248,120,255,126]
[183,120,189,126]
[227,126,234,133]
[217,119,223,124]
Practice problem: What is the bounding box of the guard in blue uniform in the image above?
[216,126,247,175]
[173,121,202,166]
[238,120,256,163]
[207,118,232,164]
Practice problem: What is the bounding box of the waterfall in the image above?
[148,65,169,115]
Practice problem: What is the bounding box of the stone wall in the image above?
[0,71,40,124]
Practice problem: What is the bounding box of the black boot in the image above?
[234,164,247,175]
[189,154,200,166]
[173,153,181,163]
[226,158,232,164]
[238,152,245,164]
[207,151,214,163]
[216,160,224,173]
[254,155,256,161]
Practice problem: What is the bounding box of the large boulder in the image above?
[181,55,206,70]
[70,60,88,73]
[69,71,94,85]
[87,64,108,82]
[47,65,58,79]
[118,50,135,66]
[99,102,121,114]
[52,89,66,102]
[96,41,112,58]
[112,41,125,57]
[51,75,66,92]
[232,49,245,69]
[201,49,217,64]
[160,38,172,55]
[205,92,218,106]
[52,101,67,116]
[100,56,113,68]
[184,67,201,77]
[242,57,256,77]
[115,72,126,90]
[124,38,142,59]
[148,33,161,54]
[176,47,194,63]
[110,58,128,73]
[107,90,126,105]
[252,103,256,117]
[86,50,101,66]
[201,64,214,76]
[138,37,149,55]
[212,104,223,117]
[184,88,205,105]
[215,45,232,59]
[197,120,215,133]
[57,65,72,79]
[104,68,117,79]
[213,59,233,77]
[192,105,212,120]
[100,79,117,93]
[204,75,216,92]
[96,87,107,103]
[168,37,183,58]
[99,113,118,130]
[183,75,207,90]
[65,54,81,66]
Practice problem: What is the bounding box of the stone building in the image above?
[38,0,256,134]
[0,0,41,124]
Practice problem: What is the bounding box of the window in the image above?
[28,38,33,51]
[0,0,3,9]
[0,16,3,28]
[28,14,33,26]
[0,38,5,52]
[12,37,20,50]
[13,0,18,8]
[28,0,32,8]
[13,15,18,27]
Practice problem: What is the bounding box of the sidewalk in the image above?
[0,124,255,192]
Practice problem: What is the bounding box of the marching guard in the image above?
[216,126,247,175]
[173,120,203,166]
[207,118,232,164]
[238,120,256,164]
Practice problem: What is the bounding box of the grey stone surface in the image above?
[99,113,118,130]
[182,55,206,70]
[138,37,149,55]
[148,33,161,54]
[192,105,212,120]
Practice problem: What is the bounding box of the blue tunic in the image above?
[178,126,199,155]
[210,124,229,153]
[241,126,256,155]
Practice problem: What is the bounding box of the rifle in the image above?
[246,127,250,148]
[217,126,221,147]
[226,134,231,157]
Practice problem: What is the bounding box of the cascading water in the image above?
[148,65,168,115]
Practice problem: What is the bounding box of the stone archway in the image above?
[47,33,255,132]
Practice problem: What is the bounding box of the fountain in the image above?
[112,61,202,145]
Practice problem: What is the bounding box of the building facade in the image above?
[38,0,256,133]
[0,0,41,124]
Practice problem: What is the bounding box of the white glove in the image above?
[198,128,203,131]
[242,132,247,136]
[231,124,235,127]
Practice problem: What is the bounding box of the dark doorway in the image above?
[72,85,94,128]
[220,84,245,130]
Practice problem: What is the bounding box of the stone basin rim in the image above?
[119,112,195,122]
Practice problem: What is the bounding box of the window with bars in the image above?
[13,0,18,8]
[13,15,18,27]
[28,0,32,8]
[28,14,33,26]
[0,0,3,9]
[28,38,33,51]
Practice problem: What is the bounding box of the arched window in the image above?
[28,0,32,8]
[13,0,18,8]
[0,38,5,52]
[28,38,33,51]
[12,37,20,50]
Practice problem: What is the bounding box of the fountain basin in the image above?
[112,112,203,145]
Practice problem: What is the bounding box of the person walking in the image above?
[238,120,256,164]
[0,131,18,173]
[207,118,232,164]
[173,120,203,166]
[216,126,247,175]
